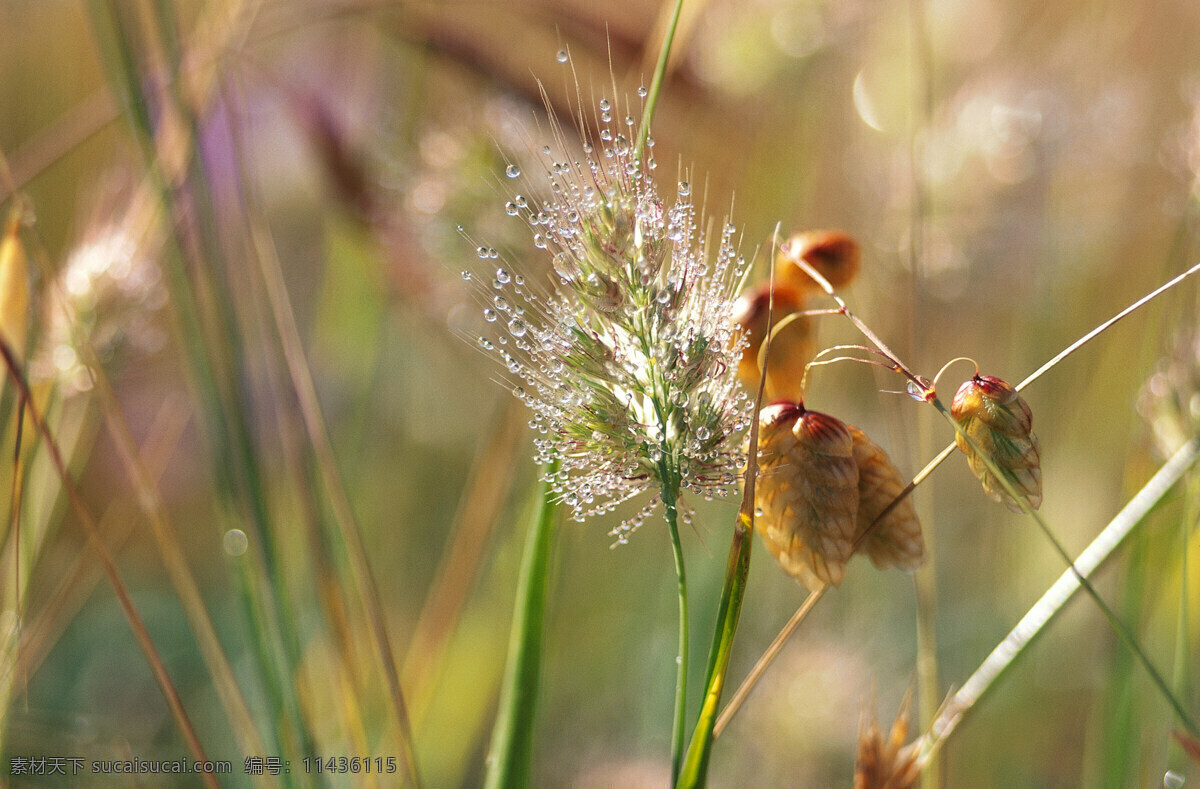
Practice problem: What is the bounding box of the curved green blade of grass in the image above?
[483,467,561,789]
[675,511,752,789]
[918,436,1200,762]
[930,398,1200,739]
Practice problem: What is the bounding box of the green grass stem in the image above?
[659,471,689,786]
[675,511,752,789]
[635,0,685,161]
[483,467,561,789]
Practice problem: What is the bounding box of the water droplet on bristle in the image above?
[495,268,511,284]
[637,85,648,98]
[505,164,521,178]
[678,182,691,197]
[556,49,569,63]
[483,308,498,322]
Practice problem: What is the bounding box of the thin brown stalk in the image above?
[80,344,267,758]
[404,398,523,730]
[8,397,24,618]
[713,584,827,737]
[248,214,422,788]
[0,340,217,789]
[11,395,187,684]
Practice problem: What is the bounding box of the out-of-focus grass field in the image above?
[1,1,1198,786]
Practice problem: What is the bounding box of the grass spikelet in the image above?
[732,281,814,401]
[950,373,1042,512]
[854,691,921,789]
[754,401,859,589]
[848,425,925,572]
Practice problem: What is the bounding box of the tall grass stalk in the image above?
[635,0,685,160]
[932,398,1200,737]
[247,207,422,787]
[11,178,268,758]
[660,469,690,784]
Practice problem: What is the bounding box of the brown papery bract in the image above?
[754,402,859,590]
[732,282,814,401]
[777,229,861,295]
[951,374,1042,513]
[848,426,925,572]
[854,692,922,789]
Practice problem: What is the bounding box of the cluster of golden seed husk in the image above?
[853,694,922,789]
[950,374,1042,513]
[753,402,925,591]
[733,230,860,401]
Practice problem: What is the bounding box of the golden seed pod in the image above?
[0,208,29,361]
[777,229,861,295]
[754,402,859,590]
[848,426,925,571]
[854,692,921,789]
[732,282,814,401]
[951,374,1042,513]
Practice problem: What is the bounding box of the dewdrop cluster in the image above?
[464,99,753,537]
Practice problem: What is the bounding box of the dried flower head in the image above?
[777,229,861,295]
[848,426,925,571]
[465,98,752,536]
[754,402,859,590]
[854,692,922,789]
[732,281,814,400]
[951,374,1042,512]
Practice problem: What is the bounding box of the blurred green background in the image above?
[1,0,1199,786]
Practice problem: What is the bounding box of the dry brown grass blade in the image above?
[80,345,267,758]
[10,394,187,685]
[0,339,217,789]
[713,584,827,737]
[404,397,524,731]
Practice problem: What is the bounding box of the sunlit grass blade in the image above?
[87,2,319,772]
[675,510,752,788]
[483,468,561,789]
[931,395,1199,738]
[405,401,524,730]
[247,207,422,787]
[917,437,1200,763]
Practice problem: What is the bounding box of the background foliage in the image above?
[1,0,1199,786]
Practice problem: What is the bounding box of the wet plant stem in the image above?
[659,465,689,786]
[636,0,685,160]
